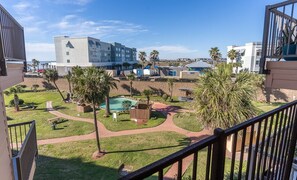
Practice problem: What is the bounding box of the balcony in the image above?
[260,0,297,90]
[121,100,297,179]
[0,4,26,88]
[8,121,38,180]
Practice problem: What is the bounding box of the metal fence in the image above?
[8,121,38,180]
[260,0,297,74]
[121,100,297,180]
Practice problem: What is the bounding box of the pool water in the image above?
[100,97,137,112]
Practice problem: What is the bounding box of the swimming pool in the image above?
[100,97,137,112]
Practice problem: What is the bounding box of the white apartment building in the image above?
[54,36,137,75]
[227,42,262,73]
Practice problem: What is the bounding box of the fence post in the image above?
[211,128,227,180]
[284,106,297,179]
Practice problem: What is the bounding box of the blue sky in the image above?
[0,0,282,61]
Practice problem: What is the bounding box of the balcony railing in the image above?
[260,0,297,74]
[8,121,38,180]
[0,4,26,76]
[121,101,297,180]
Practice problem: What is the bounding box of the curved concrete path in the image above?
[41,101,212,179]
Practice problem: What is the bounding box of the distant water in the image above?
[27,61,56,70]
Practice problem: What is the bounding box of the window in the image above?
[256,51,261,56]
[256,60,260,65]
[66,52,69,55]
[67,59,70,63]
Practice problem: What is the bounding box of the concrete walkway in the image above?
[42,101,212,179]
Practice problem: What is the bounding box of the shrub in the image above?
[9,99,24,106]
[162,94,169,101]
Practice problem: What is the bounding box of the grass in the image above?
[4,91,94,140]
[34,132,190,180]
[253,101,286,114]
[173,113,203,132]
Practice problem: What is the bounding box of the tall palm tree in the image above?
[143,89,153,105]
[150,50,159,68]
[64,71,72,94]
[167,78,175,101]
[194,63,257,129]
[32,59,40,72]
[209,47,222,66]
[138,51,147,70]
[71,67,106,155]
[127,73,136,96]
[101,72,118,117]
[43,69,65,101]
[227,49,237,64]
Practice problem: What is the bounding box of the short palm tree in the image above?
[127,73,136,96]
[143,89,153,105]
[194,63,257,129]
[32,59,40,72]
[227,49,237,64]
[71,67,106,156]
[101,72,118,117]
[150,50,159,68]
[32,84,39,92]
[43,69,65,101]
[4,86,23,111]
[138,51,147,69]
[167,78,175,101]
[209,47,222,66]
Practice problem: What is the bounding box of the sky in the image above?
[0,0,283,61]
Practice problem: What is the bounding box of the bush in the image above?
[162,94,169,101]
[9,99,24,106]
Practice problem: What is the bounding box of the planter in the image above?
[283,44,297,61]
[77,105,92,113]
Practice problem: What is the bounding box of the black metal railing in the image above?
[0,4,26,76]
[260,0,297,74]
[121,101,297,180]
[8,121,38,180]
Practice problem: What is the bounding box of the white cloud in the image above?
[13,1,38,14]
[25,43,55,61]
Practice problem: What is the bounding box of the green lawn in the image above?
[35,132,190,180]
[173,113,203,132]
[253,101,286,114]
[4,91,94,140]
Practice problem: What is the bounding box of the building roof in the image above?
[186,61,212,68]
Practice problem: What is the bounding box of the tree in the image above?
[227,49,237,64]
[71,67,106,156]
[32,59,40,72]
[209,47,222,66]
[194,63,257,129]
[150,50,159,68]
[127,73,136,96]
[101,71,118,117]
[138,51,147,69]
[123,62,130,70]
[143,89,153,105]
[32,84,39,92]
[167,78,175,101]
[5,86,24,111]
[43,69,65,101]
[64,71,72,94]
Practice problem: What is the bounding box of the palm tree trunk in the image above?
[53,81,65,101]
[147,96,150,105]
[93,103,101,153]
[105,93,111,116]
[130,81,133,96]
[68,81,72,94]
[170,89,173,101]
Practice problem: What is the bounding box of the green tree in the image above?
[150,50,159,68]
[143,89,153,105]
[167,78,175,101]
[209,47,222,66]
[127,73,136,96]
[138,51,147,69]
[32,59,40,72]
[194,63,257,129]
[5,86,24,111]
[31,84,39,92]
[227,49,237,64]
[71,67,106,155]
[101,71,118,117]
[43,69,65,101]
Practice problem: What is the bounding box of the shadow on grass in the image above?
[106,138,190,154]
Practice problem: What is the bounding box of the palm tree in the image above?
[209,47,222,66]
[138,51,147,69]
[64,71,72,94]
[227,49,237,64]
[5,86,24,111]
[150,50,159,68]
[32,59,40,72]
[101,72,118,117]
[71,67,106,156]
[167,78,175,101]
[43,69,65,101]
[143,89,153,105]
[32,84,39,92]
[127,73,136,96]
[194,63,257,129]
